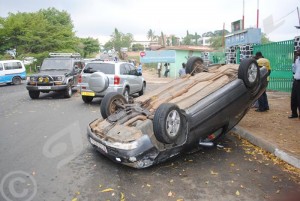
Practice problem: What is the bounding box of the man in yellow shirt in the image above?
[255,52,271,112]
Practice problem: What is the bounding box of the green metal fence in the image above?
[209,52,226,64]
[253,40,294,92]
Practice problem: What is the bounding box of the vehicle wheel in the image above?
[153,103,183,144]
[29,91,40,99]
[238,58,260,89]
[123,87,130,102]
[138,82,146,96]
[64,85,72,98]
[82,96,93,103]
[12,77,22,85]
[186,57,204,75]
[100,92,127,119]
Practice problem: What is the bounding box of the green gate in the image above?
[253,40,294,92]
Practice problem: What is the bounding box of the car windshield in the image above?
[83,63,115,74]
[41,59,73,71]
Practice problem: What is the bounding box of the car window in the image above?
[83,63,115,74]
[120,64,127,75]
[41,59,73,70]
[0,63,3,71]
[74,61,84,69]
[3,62,22,70]
[127,63,137,75]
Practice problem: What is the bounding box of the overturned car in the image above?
[87,57,268,168]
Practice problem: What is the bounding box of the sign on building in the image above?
[139,50,176,63]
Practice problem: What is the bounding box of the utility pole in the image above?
[257,0,259,28]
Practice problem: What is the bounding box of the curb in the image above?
[232,126,300,169]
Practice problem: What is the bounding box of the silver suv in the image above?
[78,61,146,103]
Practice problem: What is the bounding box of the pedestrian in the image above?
[157,62,161,78]
[164,63,170,77]
[179,62,186,77]
[288,48,300,118]
[255,52,271,112]
[137,63,142,74]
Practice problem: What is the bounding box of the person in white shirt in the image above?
[179,63,186,77]
[289,48,300,118]
[157,63,161,77]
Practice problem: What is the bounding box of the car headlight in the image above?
[53,76,63,81]
[30,76,37,82]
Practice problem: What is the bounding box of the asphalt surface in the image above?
[0,82,299,201]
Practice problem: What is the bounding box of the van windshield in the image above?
[83,63,115,74]
[41,59,73,71]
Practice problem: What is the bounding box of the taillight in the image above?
[78,75,82,83]
[114,75,120,85]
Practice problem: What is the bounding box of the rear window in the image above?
[83,63,115,74]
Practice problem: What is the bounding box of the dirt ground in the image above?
[142,67,300,159]
[239,91,300,157]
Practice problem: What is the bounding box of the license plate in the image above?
[81,91,95,96]
[38,86,51,90]
[90,138,107,153]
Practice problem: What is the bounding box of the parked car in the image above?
[78,61,146,104]
[0,60,26,85]
[87,57,268,169]
[26,53,84,99]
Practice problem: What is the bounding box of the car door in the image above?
[127,63,142,93]
[0,63,4,83]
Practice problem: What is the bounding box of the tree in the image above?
[161,31,165,47]
[132,43,144,51]
[104,28,133,52]
[261,33,272,44]
[147,29,155,41]
[182,30,192,45]
[0,8,78,58]
[209,36,223,49]
[80,37,100,57]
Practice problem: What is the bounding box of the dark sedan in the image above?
[87,57,268,168]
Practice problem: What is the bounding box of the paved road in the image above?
[0,82,299,201]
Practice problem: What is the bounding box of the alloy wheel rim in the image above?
[166,110,180,137]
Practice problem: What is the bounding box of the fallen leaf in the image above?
[75,191,80,195]
[71,198,78,201]
[177,199,184,201]
[146,184,151,187]
[230,163,235,167]
[205,181,209,184]
[210,170,218,175]
[101,188,114,192]
[240,185,244,189]
[120,192,125,201]
[168,191,174,197]
[236,190,240,196]
[170,179,174,183]
[276,190,280,194]
[32,171,36,176]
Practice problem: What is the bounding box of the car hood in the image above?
[31,70,70,76]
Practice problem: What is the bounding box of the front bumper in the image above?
[87,121,159,168]
[26,85,68,91]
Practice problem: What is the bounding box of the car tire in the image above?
[238,58,260,89]
[138,82,146,96]
[64,84,72,98]
[82,96,93,103]
[100,92,127,119]
[153,103,183,144]
[29,91,40,99]
[186,57,204,75]
[12,77,22,85]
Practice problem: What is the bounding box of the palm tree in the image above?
[147,29,155,41]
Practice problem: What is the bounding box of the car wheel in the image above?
[64,85,72,98]
[100,92,127,119]
[123,87,130,102]
[186,57,204,75]
[153,103,183,144]
[238,58,260,89]
[29,91,40,99]
[12,77,22,85]
[138,82,146,96]
[82,96,93,103]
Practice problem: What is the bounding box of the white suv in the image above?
[78,61,146,103]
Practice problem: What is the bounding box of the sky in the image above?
[1,0,300,44]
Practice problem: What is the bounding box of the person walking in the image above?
[137,63,142,74]
[288,48,300,118]
[157,62,161,78]
[255,52,271,112]
[179,62,186,77]
[164,63,170,77]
